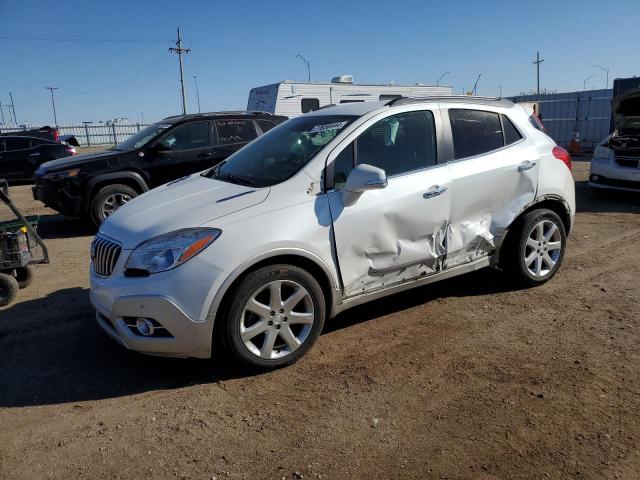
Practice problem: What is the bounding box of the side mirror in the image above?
[341,163,387,207]
[151,141,170,153]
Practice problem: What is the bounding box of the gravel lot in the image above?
[1,158,639,479]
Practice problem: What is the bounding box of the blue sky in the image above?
[1,0,638,125]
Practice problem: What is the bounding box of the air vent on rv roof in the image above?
[331,75,354,84]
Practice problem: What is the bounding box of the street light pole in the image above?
[44,86,59,125]
[193,75,201,113]
[437,71,450,85]
[295,54,311,82]
[593,64,610,89]
[583,74,595,91]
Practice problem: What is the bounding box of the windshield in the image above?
[113,123,171,151]
[205,115,356,187]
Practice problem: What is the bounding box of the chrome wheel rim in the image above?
[524,220,562,277]
[240,280,314,360]
[102,193,132,218]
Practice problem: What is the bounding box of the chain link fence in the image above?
[0,123,151,147]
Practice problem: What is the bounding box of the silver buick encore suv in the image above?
[90,97,575,369]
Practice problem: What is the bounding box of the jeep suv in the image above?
[32,111,287,225]
[90,97,575,369]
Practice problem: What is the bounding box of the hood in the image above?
[99,174,269,248]
[39,150,117,171]
[613,89,640,136]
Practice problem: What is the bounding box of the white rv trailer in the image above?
[247,75,453,117]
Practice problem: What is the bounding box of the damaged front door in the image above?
[327,109,451,297]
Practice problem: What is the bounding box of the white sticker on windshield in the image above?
[309,121,348,134]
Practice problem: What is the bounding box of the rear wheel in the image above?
[15,266,34,289]
[90,184,138,226]
[221,264,326,369]
[0,273,19,307]
[503,209,566,286]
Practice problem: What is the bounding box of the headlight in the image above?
[592,145,613,163]
[42,168,80,181]
[125,228,221,274]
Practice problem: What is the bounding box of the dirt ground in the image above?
[1,159,639,479]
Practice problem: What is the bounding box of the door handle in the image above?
[29,153,41,157]
[196,151,212,158]
[423,185,447,199]
[518,160,537,172]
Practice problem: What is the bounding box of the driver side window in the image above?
[159,121,210,151]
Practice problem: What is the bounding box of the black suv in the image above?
[0,136,76,183]
[32,111,287,225]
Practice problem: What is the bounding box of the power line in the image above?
[0,33,170,44]
[169,27,190,115]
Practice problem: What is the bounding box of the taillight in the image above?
[53,129,59,141]
[552,146,572,171]
[66,147,77,156]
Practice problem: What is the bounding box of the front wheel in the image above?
[90,184,138,226]
[503,209,567,286]
[221,264,326,369]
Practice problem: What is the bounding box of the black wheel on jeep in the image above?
[90,184,138,226]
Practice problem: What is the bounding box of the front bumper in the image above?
[589,160,640,192]
[32,180,83,216]
[91,291,213,358]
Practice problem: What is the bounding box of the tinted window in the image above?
[257,120,277,133]
[356,110,437,176]
[333,142,354,188]
[158,121,210,151]
[301,98,320,113]
[206,115,355,188]
[5,138,31,151]
[449,109,504,159]
[501,114,522,145]
[216,119,257,145]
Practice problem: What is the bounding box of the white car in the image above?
[90,97,575,368]
[590,89,640,191]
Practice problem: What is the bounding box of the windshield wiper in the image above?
[219,173,256,186]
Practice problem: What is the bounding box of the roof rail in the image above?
[386,95,510,108]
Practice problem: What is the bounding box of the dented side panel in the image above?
[445,140,539,268]
[328,165,451,297]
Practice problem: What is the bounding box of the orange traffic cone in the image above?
[569,129,582,156]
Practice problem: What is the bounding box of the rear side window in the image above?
[216,119,258,145]
[5,138,32,151]
[501,114,522,145]
[301,98,320,113]
[356,110,437,176]
[257,120,277,133]
[449,109,503,159]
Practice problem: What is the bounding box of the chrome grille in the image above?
[91,235,122,277]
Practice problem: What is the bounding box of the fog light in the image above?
[591,174,600,182]
[135,318,155,336]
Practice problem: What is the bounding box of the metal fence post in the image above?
[136,123,141,132]
[111,124,117,145]
[83,122,91,147]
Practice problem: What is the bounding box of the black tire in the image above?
[0,272,19,307]
[220,264,326,369]
[90,184,138,226]
[15,266,34,289]
[502,208,567,287]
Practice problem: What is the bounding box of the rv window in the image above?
[379,94,402,101]
[339,100,364,104]
[216,119,258,145]
[301,98,320,113]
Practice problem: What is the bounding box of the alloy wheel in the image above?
[240,280,315,360]
[524,219,562,277]
[101,193,132,218]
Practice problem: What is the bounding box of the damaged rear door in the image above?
[444,107,539,267]
[327,108,451,297]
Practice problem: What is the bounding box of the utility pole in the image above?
[499,85,503,98]
[169,26,190,115]
[44,87,59,125]
[533,52,544,95]
[8,92,18,124]
[593,64,610,89]
[193,75,201,113]
[437,71,450,85]
[295,54,311,82]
